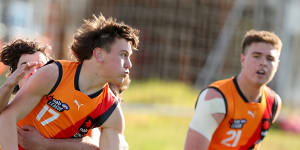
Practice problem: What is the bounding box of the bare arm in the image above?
[18,126,100,150]
[100,104,127,150]
[0,62,39,113]
[272,94,282,123]
[0,63,58,150]
[254,95,282,150]
[184,88,226,150]
[0,78,15,113]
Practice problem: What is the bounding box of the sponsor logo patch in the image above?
[46,96,69,112]
[73,116,94,138]
[229,119,247,129]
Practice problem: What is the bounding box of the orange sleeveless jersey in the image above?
[207,77,278,150]
[17,60,118,149]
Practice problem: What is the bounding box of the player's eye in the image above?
[121,53,128,57]
[252,54,260,58]
[266,56,275,62]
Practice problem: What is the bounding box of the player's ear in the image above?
[240,53,245,64]
[93,47,104,63]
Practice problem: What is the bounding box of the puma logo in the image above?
[74,100,84,110]
[248,110,255,118]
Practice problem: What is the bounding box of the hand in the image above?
[6,62,43,87]
[18,125,47,150]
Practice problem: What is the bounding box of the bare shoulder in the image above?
[27,62,59,92]
[272,93,282,123]
[187,87,226,148]
[99,105,125,150]
[203,87,224,99]
[274,93,282,106]
[14,62,60,106]
[37,62,59,80]
[196,87,225,108]
[195,87,226,117]
[101,104,124,132]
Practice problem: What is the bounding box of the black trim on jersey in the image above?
[47,61,63,95]
[93,101,119,127]
[194,90,204,109]
[44,60,55,66]
[89,89,104,98]
[209,87,228,115]
[195,87,228,115]
[233,77,262,103]
[74,63,82,91]
[74,63,103,98]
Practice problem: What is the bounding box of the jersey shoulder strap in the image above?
[264,86,278,122]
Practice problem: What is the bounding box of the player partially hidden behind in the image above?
[0,39,102,149]
[184,29,282,150]
[0,39,50,112]
[0,13,139,150]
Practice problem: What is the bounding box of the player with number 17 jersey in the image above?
[17,60,118,149]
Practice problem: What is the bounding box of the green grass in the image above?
[122,79,300,150]
[260,128,300,150]
[122,79,199,107]
[124,111,300,150]
[124,112,191,150]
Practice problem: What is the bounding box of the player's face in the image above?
[240,42,280,86]
[102,38,132,86]
[17,52,48,88]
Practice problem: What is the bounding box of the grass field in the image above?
[122,78,199,107]
[124,113,191,150]
[122,79,300,150]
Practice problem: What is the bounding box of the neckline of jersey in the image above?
[74,63,103,98]
[233,76,262,103]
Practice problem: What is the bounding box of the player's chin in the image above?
[112,77,125,86]
[254,78,269,85]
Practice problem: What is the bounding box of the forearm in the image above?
[43,138,99,150]
[184,128,210,150]
[0,82,15,112]
[100,128,123,150]
[0,112,18,150]
[99,105,125,150]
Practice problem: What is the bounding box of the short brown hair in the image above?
[241,29,282,54]
[71,14,140,62]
